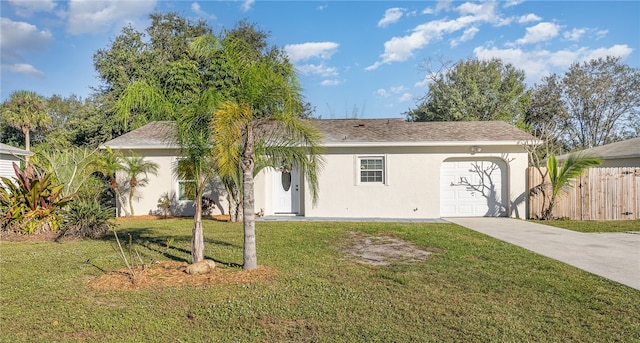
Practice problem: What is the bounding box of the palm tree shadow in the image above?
[98,227,243,268]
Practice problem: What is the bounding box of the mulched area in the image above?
[87,262,278,291]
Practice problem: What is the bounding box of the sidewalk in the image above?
[445,217,640,290]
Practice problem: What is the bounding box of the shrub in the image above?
[0,162,72,234]
[59,199,115,238]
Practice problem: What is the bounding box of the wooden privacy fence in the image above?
[528,167,640,220]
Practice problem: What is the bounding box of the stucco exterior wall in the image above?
[116,149,229,217]
[256,145,530,219]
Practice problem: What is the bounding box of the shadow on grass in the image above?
[96,227,243,268]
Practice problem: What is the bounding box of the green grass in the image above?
[534,219,640,233]
[1,219,639,342]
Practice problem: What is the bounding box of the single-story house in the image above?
[556,137,640,167]
[101,119,538,219]
[0,143,30,180]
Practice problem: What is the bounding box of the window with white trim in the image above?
[359,157,385,183]
[178,180,196,201]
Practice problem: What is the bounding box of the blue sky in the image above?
[1,0,638,119]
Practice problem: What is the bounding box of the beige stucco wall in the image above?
[116,149,229,217]
[256,145,530,219]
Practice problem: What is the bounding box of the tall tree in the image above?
[212,37,324,270]
[407,58,531,127]
[110,29,220,262]
[528,56,640,150]
[1,90,50,153]
[93,13,211,132]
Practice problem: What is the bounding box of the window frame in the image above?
[177,179,197,201]
[356,155,387,185]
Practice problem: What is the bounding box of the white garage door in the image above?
[440,159,508,217]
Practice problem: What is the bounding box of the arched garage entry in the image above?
[440,158,508,217]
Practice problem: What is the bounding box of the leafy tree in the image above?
[528,56,640,150]
[212,37,324,271]
[407,58,531,127]
[93,12,211,132]
[1,90,50,153]
[537,153,601,220]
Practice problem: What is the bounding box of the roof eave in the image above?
[322,140,541,148]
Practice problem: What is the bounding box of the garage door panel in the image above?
[440,159,507,217]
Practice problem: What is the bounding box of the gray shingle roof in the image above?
[0,143,30,156]
[557,137,640,160]
[315,119,537,145]
[101,121,178,149]
[101,119,538,149]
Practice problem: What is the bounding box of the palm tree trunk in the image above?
[110,178,130,217]
[242,133,257,271]
[128,186,136,216]
[191,191,205,263]
[24,129,30,161]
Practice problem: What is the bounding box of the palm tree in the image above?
[212,38,324,270]
[121,153,159,216]
[1,90,50,154]
[174,91,220,262]
[541,153,602,219]
[94,147,131,217]
[113,35,221,262]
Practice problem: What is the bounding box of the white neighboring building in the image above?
[102,119,538,219]
[0,143,30,181]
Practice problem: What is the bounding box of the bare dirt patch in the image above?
[87,261,278,291]
[339,231,433,266]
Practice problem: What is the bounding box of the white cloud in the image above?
[0,18,52,61]
[241,0,255,12]
[450,26,479,47]
[378,8,405,28]
[399,93,413,102]
[367,1,503,70]
[9,0,56,17]
[563,28,586,41]
[504,0,524,8]
[284,42,339,63]
[321,79,340,86]
[296,64,338,77]
[516,22,560,45]
[595,29,608,39]
[435,0,452,12]
[317,4,327,11]
[422,7,434,15]
[473,44,634,84]
[518,14,541,24]
[67,0,156,35]
[376,89,389,97]
[585,44,633,61]
[191,2,216,20]
[390,86,407,94]
[3,63,45,78]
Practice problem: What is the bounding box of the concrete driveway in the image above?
[446,217,640,290]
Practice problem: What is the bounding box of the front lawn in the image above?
[1,219,638,342]
[535,219,640,233]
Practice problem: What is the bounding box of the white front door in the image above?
[273,166,300,214]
